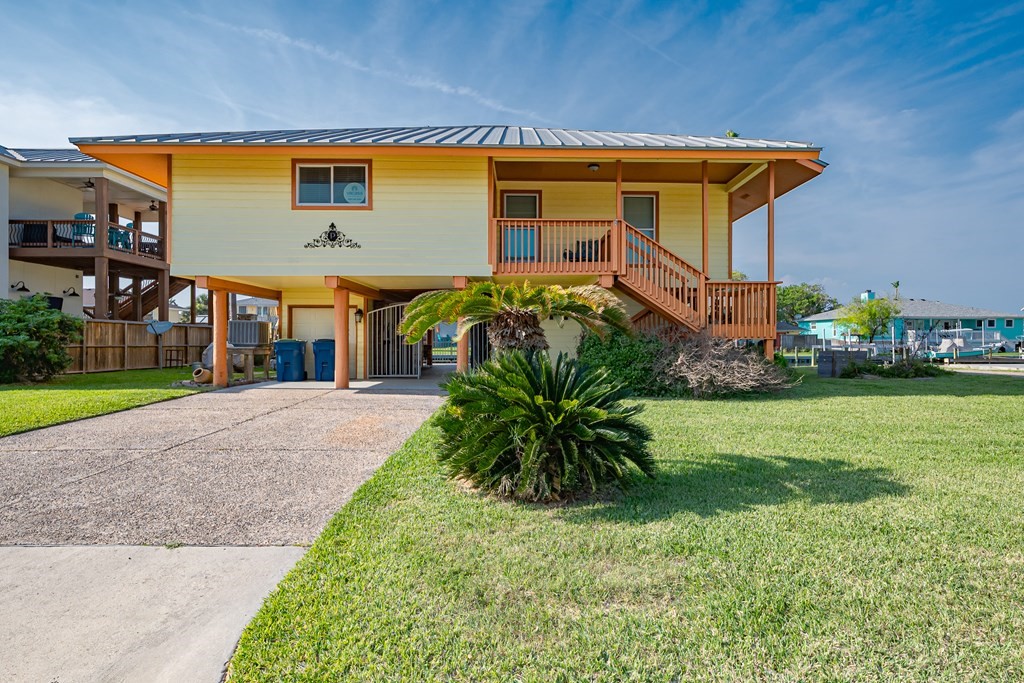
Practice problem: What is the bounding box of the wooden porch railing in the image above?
[706,280,777,340]
[619,222,705,330]
[488,218,776,339]
[8,219,166,260]
[492,218,617,275]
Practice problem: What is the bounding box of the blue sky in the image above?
[3,0,1023,312]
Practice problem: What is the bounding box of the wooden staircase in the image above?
[109,277,191,321]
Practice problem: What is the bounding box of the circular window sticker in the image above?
[342,182,366,204]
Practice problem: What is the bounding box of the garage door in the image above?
[290,307,358,380]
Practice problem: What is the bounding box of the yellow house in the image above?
[73,126,827,387]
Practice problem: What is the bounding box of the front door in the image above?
[502,192,540,262]
[623,194,657,264]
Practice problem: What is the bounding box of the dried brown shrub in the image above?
[654,329,798,398]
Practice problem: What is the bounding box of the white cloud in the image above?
[0,83,179,147]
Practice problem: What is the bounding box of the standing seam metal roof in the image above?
[70,126,820,150]
[4,148,98,163]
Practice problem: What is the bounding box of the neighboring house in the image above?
[82,288,189,322]
[1,144,188,320]
[235,295,279,321]
[800,291,1024,348]
[73,126,828,386]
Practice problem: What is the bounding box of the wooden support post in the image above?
[456,319,469,373]
[133,210,142,255]
[614,160,623,273]
[94,256,109,319]
[487,156,495,269]
[212,288,229,387]
[108,270,119,319]
[766,162,776,362]
[132,276,143,321]
[93,178,109,253]
[190,282,197,323]
[728,192,734,278]
[157,200,168,260]
[701,160,709,275]
[334,287,350,389]
[767,160,775,282]
[157,269,170,321]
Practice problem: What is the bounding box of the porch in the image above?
[484,156,816,346]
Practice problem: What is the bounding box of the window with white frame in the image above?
[987,319,996,328]
[294,162,370,207]
[1006,319,1014,328]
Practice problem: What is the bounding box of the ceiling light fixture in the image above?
[587,163,600,172]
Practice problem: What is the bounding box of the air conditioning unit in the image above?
[228,320,271,347]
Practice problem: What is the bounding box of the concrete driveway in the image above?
[0,379,444,682]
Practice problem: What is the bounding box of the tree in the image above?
[776,283,838,323]
[890,280,901,300]
[179,293,208,323]
[731,270,749,281]
[837,296,900,343]
[0,295,83,383]
[399,281,632,353]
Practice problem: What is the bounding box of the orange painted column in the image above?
[456,319,469,372]
[212,288,229,387]
[334,287,350,389]
[701,160,709,274]
[765,160,776,360]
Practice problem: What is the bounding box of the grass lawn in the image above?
[229,372,1024,682]
[0,368,204,437]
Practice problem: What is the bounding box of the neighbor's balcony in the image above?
[8,219,166,261]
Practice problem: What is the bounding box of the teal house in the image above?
[799,291,1024,350]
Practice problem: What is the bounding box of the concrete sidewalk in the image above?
[0,379,444,682]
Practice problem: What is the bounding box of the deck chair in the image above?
[72,213,95,246]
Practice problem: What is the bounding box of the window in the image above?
[293,161,371,208]
[810,323,817,329]
[1005,319,1014,328]
[976,320,983,328]
[987,319,996,328]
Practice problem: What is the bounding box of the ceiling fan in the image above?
[80,179,95,190]
[149,200,158,211]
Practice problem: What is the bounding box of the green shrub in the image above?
[437,351,656,502]
[576,329,675,396]
[0,295,83,383]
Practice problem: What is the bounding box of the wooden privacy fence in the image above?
[66,320,213,374]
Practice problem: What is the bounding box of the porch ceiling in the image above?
[494,160,749,184]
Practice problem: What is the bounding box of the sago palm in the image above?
[437,351,656,501]
[399,281,632,352]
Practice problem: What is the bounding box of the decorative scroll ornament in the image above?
[305,223,362,249]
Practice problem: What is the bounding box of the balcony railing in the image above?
[492,218,617,275]
[8,219,166,260]
[707,280,777,340]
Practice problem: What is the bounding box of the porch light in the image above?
[63,287,80,297]
[11,281,30,292]
[354,309,364,323]
[587,163,600,172]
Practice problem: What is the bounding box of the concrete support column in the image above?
[212,289,229,387]
[157,269,170,320]
[334,288,350,389]
[93,256,109,319]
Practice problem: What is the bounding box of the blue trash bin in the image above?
[274,339,307,382]
[311,338,336,382]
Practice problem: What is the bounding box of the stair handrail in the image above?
[619,221,706,324]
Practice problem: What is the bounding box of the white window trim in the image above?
[294,161,371,208]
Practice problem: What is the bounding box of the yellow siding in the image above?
[497,181,729,279]
[172,155,490,278]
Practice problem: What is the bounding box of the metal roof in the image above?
[802,299,1024,322]
[70,126,819,150]
[0,145,24,161]
[12,148,97,163]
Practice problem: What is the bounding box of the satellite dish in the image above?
[147,320,174,335]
